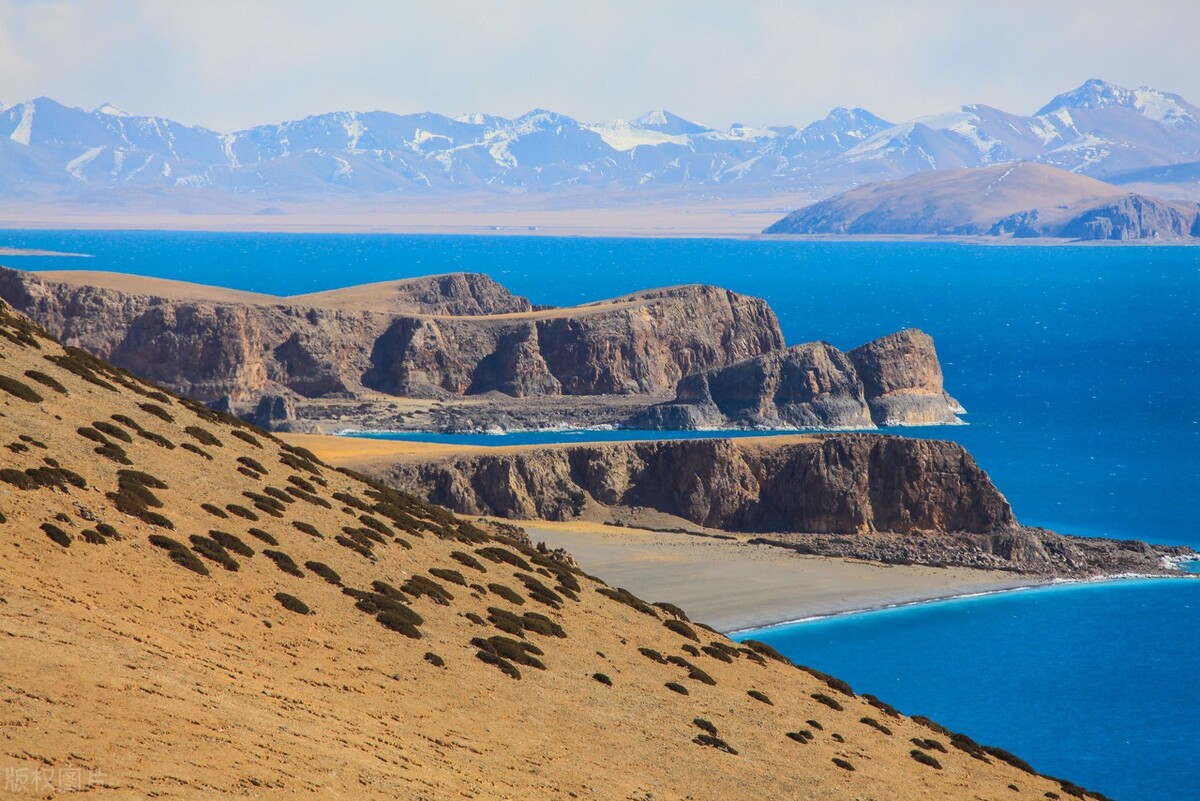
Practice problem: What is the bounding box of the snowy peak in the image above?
[95,102,132,117]
[631,109,711,135]
[1037,79,1136,115]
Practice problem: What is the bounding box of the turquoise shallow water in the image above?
[3,231,1198,799]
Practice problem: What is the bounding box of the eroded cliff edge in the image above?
[362,435,1192,578]
[0,267,965,432]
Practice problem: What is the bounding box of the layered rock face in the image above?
[0,269,782,403]
[364,285,783,397]
[639,329,962,429]
[1058,194,1200,240]
[375,435,1015,535]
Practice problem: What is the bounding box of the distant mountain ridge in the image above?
[763,162,1200,240]
[1,79,1198,203]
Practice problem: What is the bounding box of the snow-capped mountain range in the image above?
[0,79,1197,202]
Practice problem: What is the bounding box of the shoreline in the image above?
[727,571,1198,635]
[514,519,1051,633]
[2,216,1199,245]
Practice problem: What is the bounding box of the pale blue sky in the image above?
[1,0,1196,131]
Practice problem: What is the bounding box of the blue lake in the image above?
[2,230,1197,799]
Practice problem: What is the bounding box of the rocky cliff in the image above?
[0,268,782,403]
[1058,193,1200,240]
[365,435,1191,577]
[374,435,1015,535]
[637,329,962,429]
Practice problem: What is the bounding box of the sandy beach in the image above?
[518,520,1042,632]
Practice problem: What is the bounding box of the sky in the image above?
[0,0,1197,132]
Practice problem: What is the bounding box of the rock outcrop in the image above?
[0,268,782,403]
[638,329,962,429]
[848,329,964,425]
[1058,193,1200,240]
[374,435,1015,535]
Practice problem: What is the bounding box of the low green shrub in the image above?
[230,430,262,448]
[521,612,566,638]
[274,592,311,615]
[475,546,533,572]
[450,550,487,572]
[859,717,892,736]
[424,652,445,668]
[80,528,106,544]
[693,718,717,736]
[910,749,942,769]
[911,737,947,753]
[430,567,467,586]
[665,681,689,695]
[210,530,254,556]
[23,370,66,394]
[293,521,323,538]
[950,732,992,762]
[653,601,690,621]
[593,673,612,686]
[137,402,174,423]
[41,522,71,547]
[93,421,132,442]
[201,503,228,518]
[184,426,223,446]
[748,690,773,705]
[0,374,43,403]
[189,535,240,571]
[137,429,175,449]
[262,549,304,577]
[148,534,209,576]
[304,561,342,585]
[247,527,279,545]
[226,504,259,521]
[377,611,423,639]
[487,582,525,605]
[692,734,737,755]
[475,649,519,679]
[663,619,699,642]
[238,456,268,474]
[180,443,213,460]
[983,745,1035,774]
[786,730,814,744]
[862,693,901,717]
[831,758,855,772]
[595,586,657,616]
[401,574,454,605]
[811,693,843,711]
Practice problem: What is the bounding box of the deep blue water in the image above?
[2,230,1197,799]
[734,579,1200,801]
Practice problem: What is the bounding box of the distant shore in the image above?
[1,207,1197,244]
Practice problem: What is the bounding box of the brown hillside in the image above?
[0,300,1102,800]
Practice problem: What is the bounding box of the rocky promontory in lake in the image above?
[356,435,1195,579]
[0,267,964,433]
